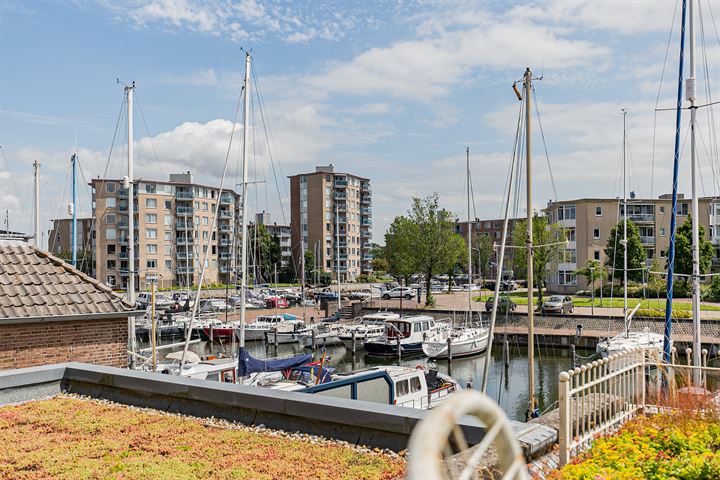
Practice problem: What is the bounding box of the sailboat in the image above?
[422,148,489,359]
[596,111,666,357]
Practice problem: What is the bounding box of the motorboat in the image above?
[365,315,447,357]
[265,321,311,344]
[299,323,343,348]
[242,314,302,341]
[422,326,489,359]
[596,328,667,358]
[337,312,398,348]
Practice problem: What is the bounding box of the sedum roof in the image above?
[0,241,135,319]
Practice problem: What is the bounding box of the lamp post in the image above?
[589,266,595,316]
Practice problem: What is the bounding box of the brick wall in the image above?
[0,317,128,370]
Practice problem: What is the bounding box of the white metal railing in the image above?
[558,348,646,466]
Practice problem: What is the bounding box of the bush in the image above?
[596,282,692,299]
[357,274,379,283]
[636,308,692,319]
[704,276,720,302]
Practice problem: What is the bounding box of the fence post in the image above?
[559,370,572,466]
[639,348,646,411]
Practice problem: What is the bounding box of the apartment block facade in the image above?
[91,173,241,290]
[255,212,292,269]
[454,218,522,279]
[544,195,719,293]
[289,165,372,282]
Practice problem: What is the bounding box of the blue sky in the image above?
[1,0,719,247]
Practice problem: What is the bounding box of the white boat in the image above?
[365,315,448,357]
[299,323,343,347]
[597,328,667,358]
[156,351,237,381]
[242,314,301,341]
[265,321,311,344]
[423,326,489,359]
[337,312,398,348]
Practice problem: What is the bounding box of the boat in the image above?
[365,315,447,357]
[299,323,343,348]
[265,321,311,344]
[422,148,488,360]
[242,313,302,341]
[156,351,237,381]
[337,312,398,348]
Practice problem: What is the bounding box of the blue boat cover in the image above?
[292,365,334,384]
[237,347,312,376]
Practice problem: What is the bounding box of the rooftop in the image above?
[0,241,136,320]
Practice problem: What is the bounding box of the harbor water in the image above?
[140,336,584,422]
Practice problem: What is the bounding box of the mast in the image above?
[336,201,342,310]
[524,67,536,417]
[688,0,701,383]
[33,160,40,248]
[71,154,77,266]
[239,51,251,348]
[125,82,136,305]
[622,109,628,338]
[466,147,472,324]
[301,241,306,321]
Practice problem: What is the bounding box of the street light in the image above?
[589,266,595,316]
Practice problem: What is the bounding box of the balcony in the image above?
[337,216,347,224]
[118,252,128,260]
[176,221,193,230]
[627,213,655,223]
[176,206,193,215]
[361,196,371,204]
[176,251,193,259]
[336,203,347,212]
[176,191,193,200]
[334,192,346,200]
[338,254,348,260]
[334,179,348,187]
[361,183,371,192]
[220,210,233,219]
[220,194,234,205]
[117,189,128,198]
[219,239,232,246]
[361,219,372,226]
[177,267,194,274]
[361,207,372,215]
[640,236,656,246]
[177,237,193,245]
[362,254,374,260]
[219,224,232,232]
[219,266,232,273]
[219,252,232,259]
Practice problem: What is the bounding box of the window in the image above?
[202,231,209,240]
[593,228,600,239]
[146,260,157,269]
[106,182,116,193]
[146,244,157,254]
[566,228,576,242]
[145,198,157,208]
[164,231,172,241]
[106,275,116,286]
[164,260,172,269]
[145,214,157,224]
[203,216,209,225]
[396,380,409,396]
[203,202,209,211]
[194,201,200,209]
[164,245,171,256]
[106,260,116,269]
[106,213,116,224]
[145,183,156,194]
[106,228,116,240]
[410,376,422,393]
[660,250,667,258]
[679,203,689,215]
[557,205,576,221]
[595,206,602,216]
[165,200,172,209]
[107,244,116,255]
[194,216,200,226]
[164,215,172,226]
[660,227,666,236]
[594,250,601,261]
[106,197,116,208]
[660,206,665,214]
[146,229,157,239]
[558,270,577,286]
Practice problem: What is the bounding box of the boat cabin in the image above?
[385,315,436,340]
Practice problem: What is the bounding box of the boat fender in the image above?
[415,365,425,370]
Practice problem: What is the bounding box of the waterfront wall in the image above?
[0,317,127,370]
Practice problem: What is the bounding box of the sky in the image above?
[1,0,720,248]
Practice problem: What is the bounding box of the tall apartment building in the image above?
[255,212,292,268]
[544,195,720,293]
[289,165,372,282]
[91,173,241,290]
[454,217,522,279]
[48,218,93,256]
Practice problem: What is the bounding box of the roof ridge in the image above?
[30,245,134,310]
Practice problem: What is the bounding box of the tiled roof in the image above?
[0,242,135,319]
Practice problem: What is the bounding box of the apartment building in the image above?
[255,212,292,269]
[454,217,522,279]
[289,165,372,282]
[544,195,719,293]
[48,218,93,256]
[91,173,241,290]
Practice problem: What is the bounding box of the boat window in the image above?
[357,378,391,404]
[396,379,409,396]
[414,323,422,333]
[410,376,422,393]
[422,321,429,331]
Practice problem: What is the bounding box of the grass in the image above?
[550,410,720,479]
[474,292,720,312]
[0,396,404,480]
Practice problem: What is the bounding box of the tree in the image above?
[370,245,389,274]
[249,223,281,283]
[512,214,566,304]
[673,215,714,283]
[56,250,93,276]
[385,194,465,306]
[574,259,607,291]
[473,234,494,286]
[604,220,645,284]
[303,250,315,284]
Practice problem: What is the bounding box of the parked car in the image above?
[382,287,416,300]
[541,295,573,314]
[484,296,517,313]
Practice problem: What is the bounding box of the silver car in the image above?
[541,295,573,314]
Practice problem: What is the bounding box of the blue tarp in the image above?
[292,365,335,384]
[237,347,313,376]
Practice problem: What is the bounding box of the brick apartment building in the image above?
[544,195,720,293]
[91,172,241,290]
[289,165,373,282]
[0,242,140,370]
[454,217,522,280]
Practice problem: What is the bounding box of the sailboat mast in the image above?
[336,201,342,310]
[239,51,251,348]
[688,0,701,382]
[71,154,77,266]
[126,83,135,305]
[33,160,40,248]
[622,109,628,338]
[466,147,472,322]
[524,67,535,416]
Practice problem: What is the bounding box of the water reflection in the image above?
[144,338,584,422]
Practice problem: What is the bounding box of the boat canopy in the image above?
[237,347,312,376]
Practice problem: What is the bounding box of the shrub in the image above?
[636,308,692,319]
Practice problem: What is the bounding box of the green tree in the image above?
[385,194,465,306]
[512,214,566,304]
[303,250,315,284]
[647,259,665,299]
[56,250,93,276]
[250,223,282,283]
[673,215,714,283]
[574,259,607,291]
[370,245,389,274]
[604,220,645,284]
[473,234,494,285]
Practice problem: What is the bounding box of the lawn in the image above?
[475,292,720,312]
[550,411,720,479]
[0,396,404,480]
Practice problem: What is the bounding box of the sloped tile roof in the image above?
[0,241,135,319]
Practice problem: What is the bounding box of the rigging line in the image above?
[652,0,681,198]
[134,95,165,180]
[696,126,715,196]
[252,70,287,225]
[699,1,720,197]
[531,85,558,201]
[498,101,525,219]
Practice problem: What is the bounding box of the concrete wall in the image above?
[0,317,127,370]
